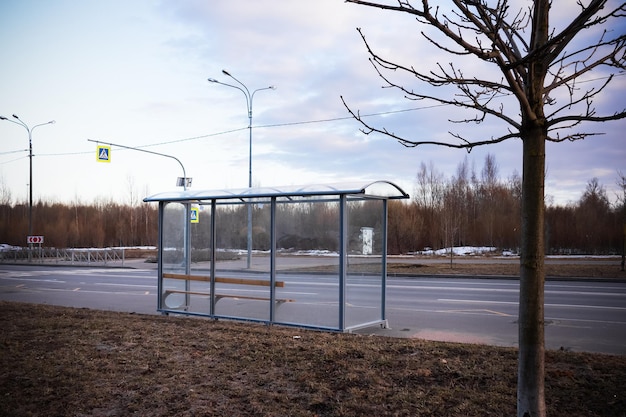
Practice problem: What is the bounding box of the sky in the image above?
[1,0,624,208]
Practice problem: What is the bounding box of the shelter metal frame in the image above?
[144,181,409,332]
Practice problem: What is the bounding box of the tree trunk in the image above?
[518,124,546,417]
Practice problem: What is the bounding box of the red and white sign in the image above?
[27,236,44,244]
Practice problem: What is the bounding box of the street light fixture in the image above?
[208,70,276,269]
[0,114,55,242]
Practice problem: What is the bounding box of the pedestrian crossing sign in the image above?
[97,145,111,163]
[190,207,199,223]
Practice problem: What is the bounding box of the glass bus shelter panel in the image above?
[345,260,384,327]
[274,271,340,329]
[161,202,187,272]
[178,204,213,315]
[213,200,271,321]
[214,201,247,254]
[345,198,385,328]
[190,204,212,270]
[160,202,188,311]
[274,199,341,329]
[162,275,213,312]
[160,202,215,314]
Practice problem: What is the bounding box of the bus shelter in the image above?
[143,181,409,332]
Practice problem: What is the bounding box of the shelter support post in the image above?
[339,194,347,331]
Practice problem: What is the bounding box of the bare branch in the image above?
[547,131,604,143]
[340,95,520,150]
[545,74,615,120]
[549,108,626,128]
[356,28,521,130]
[543,0,625,63]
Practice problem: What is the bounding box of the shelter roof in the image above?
[143,180,409,202]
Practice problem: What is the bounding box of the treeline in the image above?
[387,156,625,255]
[0,199,157,249]
[1,155,624,254]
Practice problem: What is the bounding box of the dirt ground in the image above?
[1,300,625,417]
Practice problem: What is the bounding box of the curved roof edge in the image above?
[143,180,409,202]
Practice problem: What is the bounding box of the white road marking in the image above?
[438,298,626,311]
[94,283,154,289]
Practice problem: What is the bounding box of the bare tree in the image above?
[481,154,499,247]
[414,161,445,248]
[577,178,611,253]
[342,1,626,415]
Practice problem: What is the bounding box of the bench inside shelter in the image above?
[162,272,295,308]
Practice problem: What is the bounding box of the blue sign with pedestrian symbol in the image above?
[97,145,111,163]
[190,207,199,223]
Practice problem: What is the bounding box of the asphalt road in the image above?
[1,263,625,355]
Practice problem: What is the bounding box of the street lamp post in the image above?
[0,114,55,243]
[208,70,276,269]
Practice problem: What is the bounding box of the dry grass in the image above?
[386,260,626,279]
[1,301,625,417]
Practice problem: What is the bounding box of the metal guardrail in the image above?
[0,247,125,266]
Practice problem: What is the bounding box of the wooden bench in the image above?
[161,273,295,307]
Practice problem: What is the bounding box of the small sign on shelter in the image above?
[190,207,199,223]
